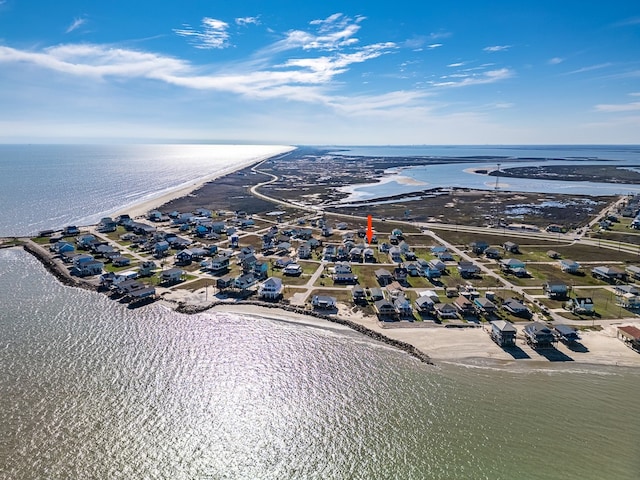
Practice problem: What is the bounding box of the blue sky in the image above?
[0,0,638,144]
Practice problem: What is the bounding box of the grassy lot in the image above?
[550,287,640,321]
[524,244,640,263]
[428,229,565,249]
[510,263,608,287]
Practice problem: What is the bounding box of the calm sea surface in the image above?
[1,145,640,479]
[0,144,291,237]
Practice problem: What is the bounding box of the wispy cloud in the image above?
[235,16,260,26]
[594,102,640,113]
[447,62,465,67]
[427,43,443,49]
[431,68,513,87]
[548,57,563,65]
[483,45,511,53]
[66,17,87,34]
[0,14,396,109]
[564,62,613,75]
[611,16,640,27]
[174,17,230,49]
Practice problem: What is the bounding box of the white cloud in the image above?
[431,68,513,87]
[630,92,640,97]
[483,45,511,53]
[594,102,640,113]
[236,16,260,26]
[564,62,613,75]
[548,57,563,65]
[174,17,230,49]
[66,17,87,34]
[427,43,443,49]
[447,62,465,67]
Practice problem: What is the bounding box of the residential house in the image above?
[414,296,435,314]
[70,260,103,277]
[503,241,520,253]
[161,268,185,284]
[63,225,80,236]
[112,256,131,267]
[500,258,526,273]
[175,249,194,265]
[234,273,257,290]
[274,257,294,269]
[490,320,517,347]
[138,261,157,277]
[76,234,96,249]
[388,246,403,263]
[437,251,454,261]
[625,265,640,280]
[154,241,170,258]
[258,277,283,300]
[523,322,556,348]
[592,266,626,283]
[297,242,312,259]
[474,297,497,316]
[434,302,459,320]
[419,290,440,303]
[351,285,366,304]
[216,275,234,290]
[209,255,230,274]
[457,261,481,278]
[470,240,489,254]
[51,240,75,254]
[430,245,448,255]
[363,248,376,262]
[375,269,394,286]
[554,325,580,344]
[393,295,414,318]
[544,281,569,299]
[369,287,384,301]
[349,247,363,262]
[333,272,358,284]
[547,250,561,259]
[559,259,581,274]
[311,295,337,310]
[283,263,303,276]
[393,266,409,283]
[333,262,352,274]
[253,262,269,280]
[566,297,595,314]
[617,325,640,351]
[454,296,476,316]
[97,217,117,232]
[374,299,397,318]
[405,262,422,277]
[484,247,502,259]
[502,298,531,318]
[614,284,640,296]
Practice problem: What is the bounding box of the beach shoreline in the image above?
[112,146,295,220]
[207,303,640,368]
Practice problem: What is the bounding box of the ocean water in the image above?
[2,248,639,479]
[2,144,640,479]
[0,144,291,236]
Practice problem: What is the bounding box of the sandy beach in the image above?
[112,146,294,220]
[163,288,640,368]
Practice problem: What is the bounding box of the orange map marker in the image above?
[366,215,374,244]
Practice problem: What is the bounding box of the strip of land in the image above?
[12,147,640,368]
